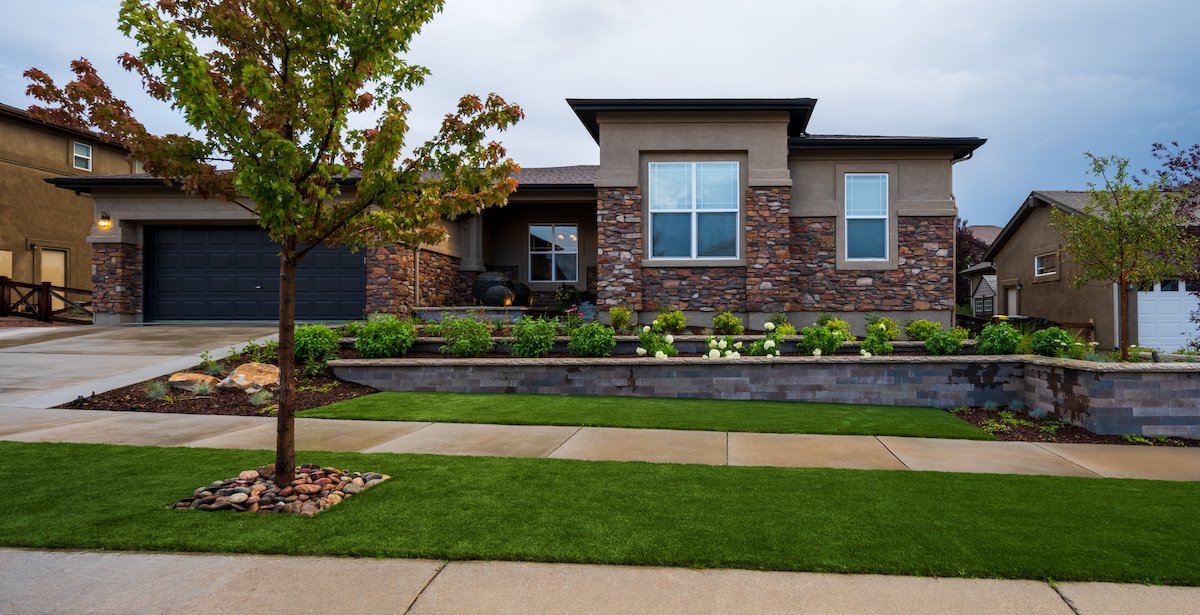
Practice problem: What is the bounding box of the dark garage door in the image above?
[148,227,366,321]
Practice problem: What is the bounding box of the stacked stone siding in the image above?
[365,246,467,314]
[790,216,955,312]
[641,267,747,312]
[745,187,792,312]
[595,188,643,309]
[91,243,142,316]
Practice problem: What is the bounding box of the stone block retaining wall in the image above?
[331,356,1200,437]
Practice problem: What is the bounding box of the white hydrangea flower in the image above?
[764,340,776,350]
[862,351,873,358]
[709,339,719,348]
[774,350,781,356]
[636,347,647,356]
[718,340,727,350]
[877,323,887,331]
[730,351,740,358]
[642,325,652,333]
[764,322,776,331]
[708,349,721,359]
[812,348,822,357]
[654,350,667,359]
[664,334,674,344]
[723,350,733,358]
[860,349,869,356]
[652,320,659,326]
[734,341,743,349]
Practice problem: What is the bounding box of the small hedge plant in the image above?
[511,316,558,358]
[766,313,797,336]
[437,315,495,357]
[608,307,631,333]
[925,330,962,355]
[656,309,687,334]
[294,324,340,374]
[904,319,942,341]
[860,322,894,356]
[816,313,856,342]
[1030,327,1075,358]
[568,321,616,357]
[638,322,679,358]
[797,324,843,356]
[976,321,1021,355]
[865,314,900,341]
[354,314,417,358]
[712,310,745,335]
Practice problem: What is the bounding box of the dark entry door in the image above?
[147,226,365,321]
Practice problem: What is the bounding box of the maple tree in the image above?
[25,0,522,485]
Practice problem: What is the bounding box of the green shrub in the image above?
[775,322,797,336]
[554,285,583,309]
[925,331,963,355]
[656,310,688,334]
[904,319,943,341]
[354,314,417,358]
[860,328,894,356]
[767,312,790,327]
[568,321,616,357]
[712,310,745,335]
[336,320,365,338]
[797,324,843,356]
[1031,327,1075,357]
[511,317,558,358]
[816,312,834,326]
[950,326,970,341]
[438,315,495,357]
[608,307,631,333]
[976,321,1021,355]
[638,323,678,358]
[864,314,900,341]
[294,324,340,371]
[240,338,279,364]
[823,317,856,342]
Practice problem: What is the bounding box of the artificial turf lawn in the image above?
[4,441,1199,585]
[300,392,993,440]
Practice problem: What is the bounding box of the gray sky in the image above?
[2,0,1197,226]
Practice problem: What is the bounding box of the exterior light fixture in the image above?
[97,212,113,230]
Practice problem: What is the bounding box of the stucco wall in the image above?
[480,195,597,294]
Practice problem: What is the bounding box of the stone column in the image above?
[595,187,643,310]
[91,242,142,324]
[745,186,792,313]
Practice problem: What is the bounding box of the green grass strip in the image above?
[3,441,1197,584]
[300,392,992,440]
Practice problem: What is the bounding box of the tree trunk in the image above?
[274,246,298,487]
[1118,278,1130,362]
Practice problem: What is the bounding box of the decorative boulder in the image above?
[472,271,513,302]
[168,372,221,392]
[217,362,280,394]
[511,282,532,307]
[480,285,515,307]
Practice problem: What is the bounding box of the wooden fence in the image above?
[0,277,93,323]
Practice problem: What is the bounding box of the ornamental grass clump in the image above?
[976,321,1022,355]
[437,315,495,357]
[1030,327,1075,358]
[510,316,558,358]
[712,310,745,335]
[567,321,616,357]
[637,321,678,358]
[354,314,417,358]
[924,331,963,355]
[904,319,942,341]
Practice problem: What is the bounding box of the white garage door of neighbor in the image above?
[1137,280,1200,351]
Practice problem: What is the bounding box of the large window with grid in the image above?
[648,161,739,259]
[845,173,888,260]
[529,224,578,282]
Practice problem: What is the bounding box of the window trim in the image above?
[844,173,889,262]
[646,161,741,261]
[528,223,579,283]
[72,141,92,172]
[1034,252,1058,277]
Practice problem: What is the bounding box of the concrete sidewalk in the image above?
[3,407,1200,480]
[1,548,1195,614]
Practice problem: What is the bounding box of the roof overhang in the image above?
[566,98,818,144]
[789,136,987,161]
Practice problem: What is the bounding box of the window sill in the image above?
[1032,273,1060,283]
[641,258,745,268]
[837,258,895,271]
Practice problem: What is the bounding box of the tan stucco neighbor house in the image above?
[49,98,985,328]
[1,103,133,296]
[986,190,1200,351]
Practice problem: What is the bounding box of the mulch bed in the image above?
[953,406,1200,447]
[0,318,73,328]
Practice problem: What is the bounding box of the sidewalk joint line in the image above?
[354,421,437,453]
[403,560,447,614]
[545,426,583,458]
[180,420,275,448]
[725,431,730,465]
[1030,442,1105,478]
[875,436,911,470]
[1049,581,1082,615]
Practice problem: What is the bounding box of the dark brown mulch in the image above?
[0,317,74,328]
[953,407,1200,447]
[58,351,375,416]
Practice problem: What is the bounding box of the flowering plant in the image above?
[797,323,844,356]
[637,320,678,358]
[703,335,743,359]
[745,324,783,357]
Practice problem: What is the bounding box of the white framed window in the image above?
[72,142,92,171]
[1034,252,1058,277]
[845,173,888,260]
[529,224,578,282]
[648,161,739,259]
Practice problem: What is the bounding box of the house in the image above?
[1,103,133,300]
[49,98,985,328]
[959,224,1002,317]
[985,190,1200,351]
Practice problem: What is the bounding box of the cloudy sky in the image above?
[2,0,1197,226]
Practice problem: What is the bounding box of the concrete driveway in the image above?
[0,325,277,408]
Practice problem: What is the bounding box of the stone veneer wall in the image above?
[641,267,747,312]
[91,243,142,316]
[331,356,1200,437]
[365,246,469,314]
[745,187,792,312]
[595,188,643,309]
[790,216,955,312]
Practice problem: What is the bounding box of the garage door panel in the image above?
[149,227,365,321]
[1138,283,1200,351]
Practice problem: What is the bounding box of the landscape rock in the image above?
[172,463,388,516]
[217,362,280,394]
[168,372,221,392]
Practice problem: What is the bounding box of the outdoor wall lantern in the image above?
[97,212,112,230]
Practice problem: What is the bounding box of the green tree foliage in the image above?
[24,1,522,485]
[1050,154,1200,360]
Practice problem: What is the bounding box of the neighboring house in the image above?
[0,103,133,297]
[959,224,1002,317]
[50,98,985,328]
[985,190,1200,351]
